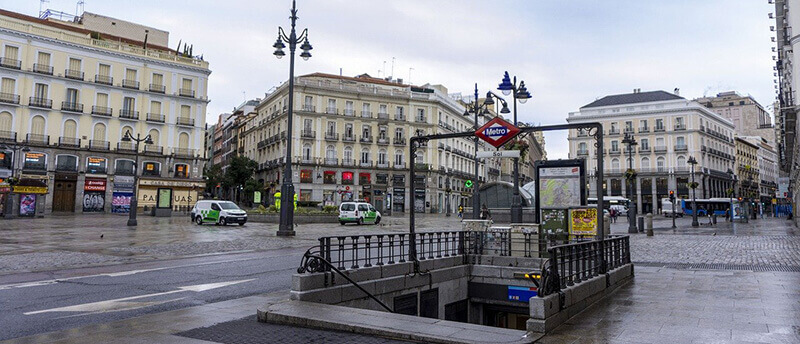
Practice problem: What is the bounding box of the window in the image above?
[344,146,353,162]
[302,143,311,161]
[300,169,313,183]
[379,127,387,139]
[376,174,388,184]
[417,108,425,122]
[656,137,665,146]
[23,152,46,170]
[180,105,191,118]
[0,111,10,132]
[150,101,161,114]
[578,142,587,153]
[359,173,371,185]
[326,121,336,134]
[657,157,666,172]
[148,129,160,145]
[303,118,312,132]
[378,149,387,164]
[640,119,648,129]
[342,171,354,185]
[362,125,370,137]
[676,136,685,146]
[178,132,189,149]
[182,78,192,90]
[395,128,404,140]
[174,164,189,178]
[655,119,664,130]
[211,203,221,211]
[395,150,404,165]
[641,157,650,169]
[304,96,313,109]
[123,97,135,112]
[98,63,111,76]
[96,93,109,107]
[396,106,404,118]
[152,73,163,86]
[625,121,633,131]
[610,122,618,131]
[34,83,48,99]
[326,145,336,160]
[63,119,77,138]
[125,68,137,81]
[611,158,620,170]
[327,99,336,113]
[677,156,686,167]
[143,162,161,176]
[358,204,369,211]
[323,171,336,184]
[345,101,354,113]
[345,124,353,138]
[37,52,51,66]
[4,45,18,60]
[361,148,370,163]
[65,88,78,104]
[611,140,619,151]
[86,157,107,174]
[31,116,45,135]
[68,58,81,72]
[115,159,135,175]
[56,155,78,172]
[640,138,649,149]
[379,104,387,114]
[1,77,15,95]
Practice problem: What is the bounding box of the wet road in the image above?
[0,248,304,341]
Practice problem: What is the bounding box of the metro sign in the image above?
[475,117,521,148]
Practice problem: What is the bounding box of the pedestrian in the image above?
[610,208,616,223]
[480,204,491,220]
[458,205,463,218]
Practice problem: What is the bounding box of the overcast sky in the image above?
[5,0,777,158]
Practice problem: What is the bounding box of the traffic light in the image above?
[669,190,675,202]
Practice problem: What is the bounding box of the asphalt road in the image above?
[0,247,305,341]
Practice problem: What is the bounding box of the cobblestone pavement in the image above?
[177,315,411,344]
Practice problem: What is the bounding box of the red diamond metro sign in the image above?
[475,117,520,148]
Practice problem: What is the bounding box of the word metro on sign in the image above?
[475,117,521,148]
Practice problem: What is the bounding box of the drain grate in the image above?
[634,261,800,272]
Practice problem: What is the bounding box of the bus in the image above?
[588,196,630,215]
[679,198,734,217]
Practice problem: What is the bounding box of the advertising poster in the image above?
[569,207,598,236]
[83,192,105,212]
[19,194,36,216]
[112,192,132,213]
[157,188,172,208]
[254,191,262,204]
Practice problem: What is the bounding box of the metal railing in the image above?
[301,130,316,138]
[149,84,166,93]
[393,137,406,145]
[539,235,630,297]
[29,97,52,108]
[179,88,195,97]
[176,117,195,126]
[94,74,113,85]
[58,136,80,147]
[324,132,339,141]
[92,105,113,116]
[89,140,110,150]
[0,93,19,104]
[119,109,140,119]
[122,79,140,89]
[32,63,53,75]
[0,57,21,69]
[147,113,165,122]
[61,101,84,113]
[64,69,83,80]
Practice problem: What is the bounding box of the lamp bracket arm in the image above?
[297,28,309,42]
[278,27,290,42]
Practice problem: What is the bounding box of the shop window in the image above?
[342,171,354,185]
[174,164,189,178]
[300,169,313,183]
[323,171,336,184]
[142,162,161,176]
[115,159,135,176]
[0,151,10,169]
[55,155,78,172]
[376,174,388,185]
[23,152,46,171]
[86,157,107,174]
[299,189,312,201]
[359,173,371,185]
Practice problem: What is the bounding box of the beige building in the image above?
[734,137,759,200]
[568,90,736,214]
[238,73,545,214]
[739,136,779,207]
[0,9,210,215]
[695,91,776,144]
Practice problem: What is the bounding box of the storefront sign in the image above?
[23,153,46,170]
[112,192,132,213]
[13,186,48,194]
[114,176,135,190]
[86,157,107,174]
[84,178,107,191]
[0,182,10,193]
[139,179,203,188]
[138,188,196,208]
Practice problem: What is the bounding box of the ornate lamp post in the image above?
[445,176,451,217]
[688,156,699,227]
[497,72,531,223]
[121,130,153,226]
[0,143,30,218]
[463,84,509,219]
[272,0,313,236]
[622,133,638,233]
[727,168,736,222]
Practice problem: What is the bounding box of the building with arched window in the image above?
[0,9,210,215]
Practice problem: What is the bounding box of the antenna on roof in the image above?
[391,57,395,79]
[76,0,84,17]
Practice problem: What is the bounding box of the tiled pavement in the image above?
[539,266,800,344]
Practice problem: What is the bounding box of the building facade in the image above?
[567,90,736,214]
[238,73,545,214]
[0,9,210,215]
[695,91,776,144]
[739,136,779,210]
[775,0,800,222]
[734,137,760,200]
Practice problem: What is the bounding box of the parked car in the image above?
[191,200,248,226]
[339,201,381,225]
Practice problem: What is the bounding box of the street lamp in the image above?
[688,156,699,227]
[497,71,531,223]
[445,176,451,217]
[121,131,153,226]
[0,143,30,218]
[273,0,313,236]
[727,168,736,222]
[463,84,509,219]
[621,133,638,233]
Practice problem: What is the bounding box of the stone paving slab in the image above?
[259,300,541,344]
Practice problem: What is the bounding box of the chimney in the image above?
[396,78,403,84]
[674,88,680,96]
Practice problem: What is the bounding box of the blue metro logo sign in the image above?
[475,117,520,148]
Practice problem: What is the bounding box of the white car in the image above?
[191,200,248,226]
[339,202,381,225]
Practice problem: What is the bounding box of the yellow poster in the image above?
[569,208,597,236]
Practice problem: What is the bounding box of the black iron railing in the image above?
[538,235,630,297]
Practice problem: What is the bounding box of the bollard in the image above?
[604,214,611,235]
[646,213,654,236]
[712,215,717,224]
[637,216,644,233]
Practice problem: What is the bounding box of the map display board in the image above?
[569,207,597,236]
[538,166,582,208]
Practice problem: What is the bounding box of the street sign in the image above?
[476,150,521,159]
[475,117,520,148]
[465,180,473,188]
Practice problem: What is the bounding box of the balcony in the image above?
[149,84,166,93]
[89,140,110,151]
[0,131,16,141]
[360,160,373,168]
[376,161,389,168]
[377,137,390,145]
[117,141,136,152]
[301,105,316,113]
[32,63,53,75]
[344,109,355,117]
[146,113,165,123]
[323,158,338,166]
[609,148,621,155]
[325,107,338,115]
[324,132,339,141]
[174,148,196,158]
[144,144,163,155]
[176,117,195,127]
[395,113,406,121]
[91,105,113,117]
[179,88,195,98]
[122,79,140,89]
[674,124,686,131]
[301,130,316,139]
[638,146,651,153]
[758,124,774,129]
[60,101,84,113]
[415,116,427,123]
[674,144,688,152]
[94,74,113,85]
[393,137,406,145]
[361,111,373,118]
[414,163,429,171]
[577,149,589,156]
[377,112,389,119]
[0,57,21,69]
[608,129,620,136]
[0,93,20,104]
[341,159,356,167]
[29,97,52,109]
[64,69,84,80]
[654,126,665,132]
[624,128,635,134]
[360,135,373,143]
[58,137,81,148]
[342,135,355,142]
[639,127,649,133]
[393,162,406,169]
[654,145,667,153]
[119,109,140,120]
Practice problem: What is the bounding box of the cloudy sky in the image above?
[5,0,777,158]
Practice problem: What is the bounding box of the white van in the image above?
[191,200,248,226]
[661,198,683,217]
[339,201,381,225]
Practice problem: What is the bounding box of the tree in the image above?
[203,164,223,197]
[223,156,258,203]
